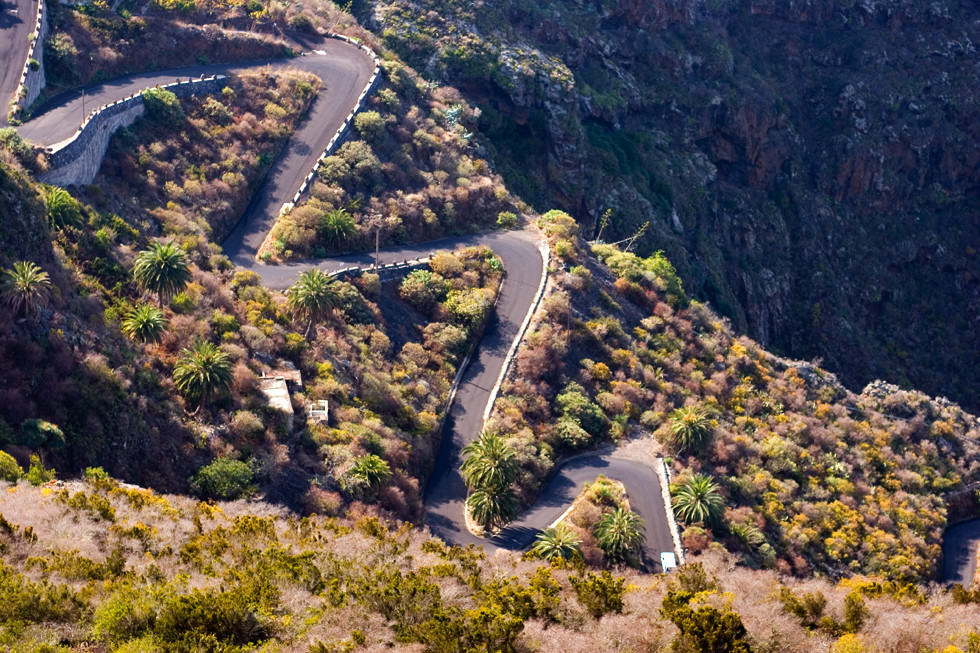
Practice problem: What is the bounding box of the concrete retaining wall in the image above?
[41,76,226,187]
[10,0,48,118]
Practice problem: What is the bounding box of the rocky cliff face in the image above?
[375,0,980,411]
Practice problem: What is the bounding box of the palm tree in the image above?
[467,485,518,532]
[460,431,518,491]
[286,268,340,336]
[132,241,191,307]
[121,304,167,343]
[2,261,51,319]
[532,523,582,561]
[351,454,391,490]
[594,507,645,564]
[173,341,233,406]
[672,474,725,526]
[667,405,713,453]
[43,186,82,230]
[317,208,356,247]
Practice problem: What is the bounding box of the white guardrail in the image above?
[47,75,226,159]
[11,0,47,115]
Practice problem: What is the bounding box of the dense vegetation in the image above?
[487,210,980,583]
[0,73,502,523]
[264,60,519,260]
[83,70,321,245]
[0,477,978,651]
[4,3,980,651]
[367,0,980,419]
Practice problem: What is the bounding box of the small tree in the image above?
[19,419,65,450]
[460,432,518,491]
[532,523,582,561]
[350,454,391,492]
[121,304,167,343]
[191,458,254,500]
[467,485,517,532]
[286,268,340,336]
[317,208,356,247]
[173,341,233,406]
[132,241,191,307]
[594,506,645,564]
[2,261,51,319]
[667,406,713,453]
[672,474,725,526]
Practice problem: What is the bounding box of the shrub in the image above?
[288,12,316,33]
[156,589,271,645]
[400,270,449,314]
[25,454,55,486]
[496,211,518,229]
[556,384,606,437]
[0,450,22,482]
[229,411,264,440]
[20,418,66,449]
[354,111,386,144]
[191,458,255,500]
[570,570,625,618]
[142,88,185,124]
[445,289,492,333]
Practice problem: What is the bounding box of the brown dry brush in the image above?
[1,478,977,652]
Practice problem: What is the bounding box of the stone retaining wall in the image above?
[328,257,430,282]
[41,76,226,187]
[9,0,48,118]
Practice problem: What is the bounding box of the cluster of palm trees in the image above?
[532,505,645,566]
[461,431,519,531]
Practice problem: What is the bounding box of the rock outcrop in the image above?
[377,0,980,411]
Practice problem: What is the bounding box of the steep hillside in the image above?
[490,211,980,583]
[371,0,980,414]
[0,477,978,651]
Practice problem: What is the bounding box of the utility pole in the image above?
[374,226,380,271]
[81,88,85,121]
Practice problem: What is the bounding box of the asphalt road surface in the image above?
[15,37,680,569]
[0,0,36,124]
[942,519,980,586]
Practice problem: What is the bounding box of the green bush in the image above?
[142,88,185,124]
[20,418,66,449]
[0,450,22,482]
[191,458,255,500]
[556,384,606,437]
[25,454,55,486]
[570,570,625,619]
[354,110,386,144]
[0,563,85,623]
[496,211,518,229]
[400,270,449,314]
[156,589,271,645]
[229,411,265,440]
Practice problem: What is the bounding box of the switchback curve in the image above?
[15,38,678,570]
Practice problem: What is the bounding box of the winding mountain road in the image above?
[0,0,37,125]
[942,519,980,586]
[13,35,681,569]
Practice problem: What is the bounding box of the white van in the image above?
[660,551,678,572]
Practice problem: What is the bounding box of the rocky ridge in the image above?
[373,0,980,412]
